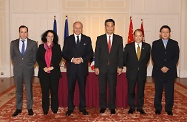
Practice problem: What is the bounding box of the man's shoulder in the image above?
[11,39,19,43]
[82,34,90,38]
[169,39,178,44]
[97,34,105,38]
[142,42,151,47]
[152,39,162,45]
[113,34,122,38]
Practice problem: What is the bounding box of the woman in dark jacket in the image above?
[37,30,62,115]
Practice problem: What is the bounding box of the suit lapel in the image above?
[110,34,116,54]
[15,39,22,56]
[139,42,146,61]
[103,34,109,54]
[24,39,31,55]
[131,42,139,61]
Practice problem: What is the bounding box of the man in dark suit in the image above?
[95,19,123,114]
[62,21,93,116]
[152,25,179,116]
[123,29,151,114]
[10,25,37,116]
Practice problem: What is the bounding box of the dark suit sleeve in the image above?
[151,41,164,70]
[118,37,123,68]
[95,37,100,68]
[145,44,151,65]
[37,45,46,69]
[52,44,62,68]
[62,38,72,62]
[123,44,128,66]
[10,41,14,61]
[32,41,38,65]
[167,41,179,70]
[82,37,93,62]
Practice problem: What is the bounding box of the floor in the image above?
[0,76,186,94]
[0,76,187,121]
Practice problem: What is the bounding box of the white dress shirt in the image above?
[19,38,27,53]
[135,42,142,53]
[106,33,113,46]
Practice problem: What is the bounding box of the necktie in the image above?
[108,36,111,53]
[137,44,141,60]
[164,41,167,48]
[76,36,79,48]
[21,40,25,56]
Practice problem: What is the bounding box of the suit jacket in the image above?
[151,39,179,79]
[95,34,123,73]
[10,38,37,76]
[123,42,151,80]
[62,34,93,76]
[37,44,62,79]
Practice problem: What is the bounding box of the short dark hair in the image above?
[105,19,115,26]
[41,30,59,44]
[160,25,171,32]
[19,25,28,32]
[134,29,143,35]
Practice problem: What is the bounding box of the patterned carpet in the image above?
[0,81,187,122]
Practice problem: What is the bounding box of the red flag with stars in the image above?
[127,16,134,44]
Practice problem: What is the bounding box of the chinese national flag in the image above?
[127,16,134,44]
[140,19,145,42]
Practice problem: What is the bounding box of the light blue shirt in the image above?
[162,39,168,47]
[19,38,27,53]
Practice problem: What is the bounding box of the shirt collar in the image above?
[106,33,113,38]
[19,38,27,41]
[135,42,142,47]
[74,33,81,38]
[162,39,168,42]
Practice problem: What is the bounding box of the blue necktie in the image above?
[21,40,25,56]
[76,36,79,48]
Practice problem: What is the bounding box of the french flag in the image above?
[90,58,95,71]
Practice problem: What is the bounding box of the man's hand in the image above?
[95,68,99,75]
[72,58,82,64]
[161,66,169,73]
[117,68,122,75]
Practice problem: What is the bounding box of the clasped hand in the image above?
[161,66,169,73]
[43,67,54,72]
[72,58,82,64]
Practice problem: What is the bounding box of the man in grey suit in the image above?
[95,19,123,114]
[10,25,37,116]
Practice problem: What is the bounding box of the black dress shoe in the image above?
[100,108,106,113]
[128,109,135,114]
[166,111,173,116]
[44,112,48,115]
[28,109,34,116]
[137,109,146,114]
[66,110,73,116]
[155,110,161,115]
[80,109,89,115]
[110,109,116,114]
[12,109,22,117]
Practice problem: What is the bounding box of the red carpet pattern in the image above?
[0,82,187,121]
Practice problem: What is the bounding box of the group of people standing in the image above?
[10,19,179,117]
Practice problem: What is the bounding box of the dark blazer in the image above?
[95,34,123,73]
[10,38,37,76]
[123,42,151,80]
[151,39,179,79]
[37,44,62,79]
[62,34,93,76]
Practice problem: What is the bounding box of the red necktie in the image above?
[108,36,111,53]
